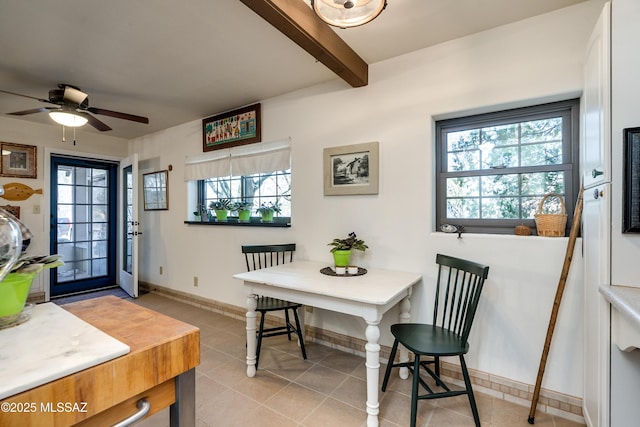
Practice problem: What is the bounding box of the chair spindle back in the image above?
[242,244,296,272]
[432,253,490,343]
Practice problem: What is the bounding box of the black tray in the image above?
[320,266,367,277]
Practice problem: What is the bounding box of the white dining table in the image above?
[233,260,422,427]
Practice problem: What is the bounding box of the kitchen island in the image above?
[0,295,200,427]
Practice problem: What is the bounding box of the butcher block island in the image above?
[0,295,200,427]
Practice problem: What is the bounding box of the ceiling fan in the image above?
[0,83,149,131]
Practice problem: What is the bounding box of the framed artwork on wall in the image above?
[202,103,261,152]
[323,141,379,196]
[143,170,169,211]
[623,127,640,232]
[0,142,37,179]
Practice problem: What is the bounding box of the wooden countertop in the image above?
[0,295,200,427]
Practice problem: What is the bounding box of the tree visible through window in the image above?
[436,99,579,234]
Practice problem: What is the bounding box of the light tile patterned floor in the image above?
[132,292,585,427]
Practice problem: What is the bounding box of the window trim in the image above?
[435,99,580,235]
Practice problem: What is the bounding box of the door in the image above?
[118,154,138,297]
[50,156,118,296]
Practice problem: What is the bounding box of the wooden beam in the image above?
[239,0,368,87]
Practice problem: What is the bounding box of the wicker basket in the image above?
[534,193,568,237]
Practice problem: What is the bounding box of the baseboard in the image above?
[139,281,584,424]
[27,291,45,304]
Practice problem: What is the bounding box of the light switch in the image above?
[33,205,40,214]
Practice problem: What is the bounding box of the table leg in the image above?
[246,294,258,377]
[298,305,306,348]
[398,291,412,380]
[365,321,381,427]
[170,368,195,427]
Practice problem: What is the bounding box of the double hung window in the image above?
[435,99,580,234]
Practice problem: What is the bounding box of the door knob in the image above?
[592,169,604,178]
[593,188,603,199]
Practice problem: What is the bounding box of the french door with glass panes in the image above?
[50,156,117,296]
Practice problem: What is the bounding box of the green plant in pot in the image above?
[209,199,231,222]
[193,203,207,222]
[256,201,281,223]
[328,232,368,267]
[231,200,253,222]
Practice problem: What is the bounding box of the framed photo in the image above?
[202,103,261,152]
[143,170,169,211]
[323,141,379,196]
[623,127,640,232]
[1,205,20,219]
[0,142,37,178]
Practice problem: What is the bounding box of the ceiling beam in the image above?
[239,0,368,87]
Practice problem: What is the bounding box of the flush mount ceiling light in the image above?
[311,0,387,28]
[49,110,88,127]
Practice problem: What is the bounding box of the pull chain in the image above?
[62,125,66,143]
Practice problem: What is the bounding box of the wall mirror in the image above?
[143,170,169,210]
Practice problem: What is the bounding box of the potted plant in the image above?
[328,232,368,267]
[209,199,231,222]
[231,200,253,222]
[193,204,207,222]
[256,201,281,223]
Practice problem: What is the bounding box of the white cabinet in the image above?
[582,3,611,427]
[582,2,611,189]
[583,185,611,427]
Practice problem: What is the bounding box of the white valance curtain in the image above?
[184,138,291,181]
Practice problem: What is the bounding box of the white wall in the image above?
[0,116,128,296]
[132,1,607,398]
[609,0,640,424]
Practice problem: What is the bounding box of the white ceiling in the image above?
[0,0,588,140]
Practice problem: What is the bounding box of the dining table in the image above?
[233,260,422,427]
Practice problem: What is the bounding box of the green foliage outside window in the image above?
[436,99,579,234]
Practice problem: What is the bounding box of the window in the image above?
[199,169,291,221]
[435,99,579,234]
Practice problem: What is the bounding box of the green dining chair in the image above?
[381,253,490,427]
[241,243,307,369]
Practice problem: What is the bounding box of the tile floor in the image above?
[128,292,585,427]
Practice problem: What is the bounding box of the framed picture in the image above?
[323,141,379,196]
[0,142,37,178]
[2,205,20,219]
[623,127,640,232]
[202,103,261,152]
[143,170,169,211]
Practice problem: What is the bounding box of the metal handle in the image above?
[111,398,150,427]
[592,169,604,178]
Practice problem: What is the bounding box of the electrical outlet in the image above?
[159,266,163,275]
[305,306,313,313]
[194,276,198,287]
[33,205,40,214]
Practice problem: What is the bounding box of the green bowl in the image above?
[0,273,36,318]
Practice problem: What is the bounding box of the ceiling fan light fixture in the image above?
[49,111,88,127]
[311,0,387,28]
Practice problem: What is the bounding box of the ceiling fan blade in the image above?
[0,89,55,104]
[63,86,88,105]
[87,107,149,124]
[77,111,112,132]
[8,107,59,116]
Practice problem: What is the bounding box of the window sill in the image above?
[184,218,291,228]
